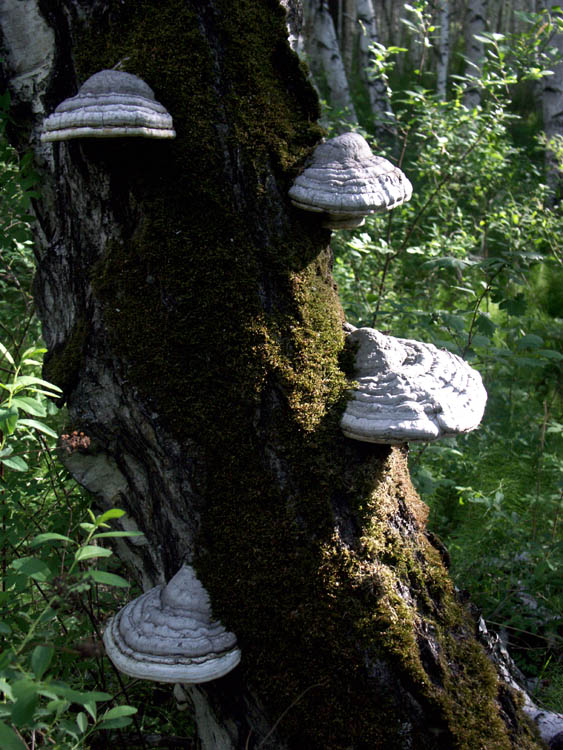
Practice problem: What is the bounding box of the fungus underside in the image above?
[40,1,543,747]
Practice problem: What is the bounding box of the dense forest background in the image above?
[0,0,561,747]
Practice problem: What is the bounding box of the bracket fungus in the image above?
[340,327,487,444]
[41,70,175,141]
[103,564,240,683]
[288,132,412,229]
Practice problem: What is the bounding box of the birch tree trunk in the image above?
[341,0,357,77]
[541,0,563,201]
[464,0,488,108]
[0,0,549,748]
[357,0,397,138]
[301,0,357,123]
[436,0,451,101]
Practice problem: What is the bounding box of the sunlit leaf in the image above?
[31,533,74,546]
[96,508,126,524]
[0,455,28,472]
[86,570,130,588]
[17,418,58,439]
[74,546,112,562]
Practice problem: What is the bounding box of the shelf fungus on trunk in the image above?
[340,327,487,444]
[102,564,241,683]
[41,69,176,141]
[288,132,412,229]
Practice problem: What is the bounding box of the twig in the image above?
[462,264,504,358]
[254,678,329,749]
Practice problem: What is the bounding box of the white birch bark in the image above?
[341,0,357,77]
[300,0,357,123]
[436,0,451,101]
[357,0,396,135]
[541,1,563,200]
[464,0,488,108]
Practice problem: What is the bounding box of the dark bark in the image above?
[0,1,547,748]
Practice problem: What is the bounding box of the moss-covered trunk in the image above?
[0,1,545,747]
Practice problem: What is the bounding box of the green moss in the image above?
[74,2,542,747]
[43,316,88,396]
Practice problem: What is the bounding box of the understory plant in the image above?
[330,16,562,703]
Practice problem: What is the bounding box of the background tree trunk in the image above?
[340,0,357,77]
[540,0,563,202]
[301,0,357,123]
[0,1,547,748]
[357,0,397,138]
[436,0,451,101]
[464,0,488,108]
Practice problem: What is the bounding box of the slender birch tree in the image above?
[540,0,563,200]
[300,0,358,123]
[464,0,489,108]
[436,0,451,100]
[356,0,396,136]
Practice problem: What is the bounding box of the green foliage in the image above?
[330,6,563,705]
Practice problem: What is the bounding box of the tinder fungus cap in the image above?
[103,564,240,683]
[340,327,487,443]
[41,70,176,141]
[288,132,412,229]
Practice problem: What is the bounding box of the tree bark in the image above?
[300,0,357,123]
[356,0,397,139]
[436,0,451,101]
[340,0,357,77]
[540,0,563,202]
[0,1,548,748]
[464,0,488,108]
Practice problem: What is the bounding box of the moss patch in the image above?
[43,316,88,397]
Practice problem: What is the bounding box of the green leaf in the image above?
[46,687,112,705]
[422,256,474,272]
[98,716,135,730]
[10,557,51,582]
[0,650,15,670]
[0,407,19,436]
[499,294,527,316]
[74,546,112,562]
[539,349,563,361]
[0,343,15,367]
[11,375,62,393]
[0,622,12,635]
[58,718,80,740]
[9,397,46,417]
[31,645,54,679]
[11,690,38,727]
[0,456,28,472]
[86,570,130,588]
[93,530,144,540]
[45,699,69,715]
[31,532,74,546]
[17,418,58,439]
[102,705,138,721]
[0,721,27,750]
[83,701,97,721]
[76,711,88,733]
[517,333,544,350]
[471,334,491,349]
[0,679,14,701]
[96,508,126,524]
[476,313,497,336]
[20,347,46,361]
